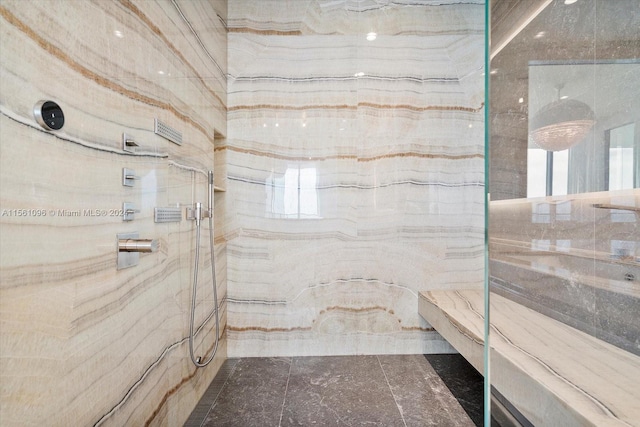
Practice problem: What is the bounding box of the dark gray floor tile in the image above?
[280,355,405,426]
[424,354,489,426]
[202,357,291,427]
[378,355,475,427]
[189,355,488,427]
[185,359,238,427]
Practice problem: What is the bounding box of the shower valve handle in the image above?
[118,238,158,253]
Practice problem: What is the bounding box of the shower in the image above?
[187,171,220,368]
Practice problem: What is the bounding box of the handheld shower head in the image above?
[207,170,214,214]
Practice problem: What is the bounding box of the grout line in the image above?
[376,355,408,427]
[278,357,294,427]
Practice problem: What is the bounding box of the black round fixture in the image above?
[34,100,64,131]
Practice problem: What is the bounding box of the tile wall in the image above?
[0,1,227,425]
[226,0,485,357]
[0,0,488,423]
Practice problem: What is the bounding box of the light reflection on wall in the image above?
[266,165,320,218]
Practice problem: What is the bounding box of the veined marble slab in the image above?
[227,0,485,357]
[419,290,640,427]
[1,1,227,426]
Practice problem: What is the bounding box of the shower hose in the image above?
[188,211,220,368]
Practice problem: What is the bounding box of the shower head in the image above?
[207,170,214,214]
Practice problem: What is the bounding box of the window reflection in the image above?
[555,200,571,222]
[266,165,320,219]
[527,148,547,198]
[527,148,569,198]
[531,202,551,223]
[606,122,636,191]
[556,239,571,252]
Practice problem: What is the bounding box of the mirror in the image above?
[490,0,640,201]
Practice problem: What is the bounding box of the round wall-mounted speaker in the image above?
[34,100,64,131]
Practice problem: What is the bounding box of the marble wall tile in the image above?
[0,1,227,426]
[226,0,485,357]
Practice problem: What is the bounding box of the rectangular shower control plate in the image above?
[122,133,138,153]
[122,168,137,187]
[123,202,138,221]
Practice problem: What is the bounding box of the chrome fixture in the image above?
[187,170,220,368]
[186,172,214,225]
[154,206,183,223]
[122,133,138,153]
[116,232,158,270]
[154,118,182,145]
[118,238,158,253]
[122,168,139,187]
[186,202,203,224]
[208,170,213,217]
[122,202,139,221]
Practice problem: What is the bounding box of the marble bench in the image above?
[418,290,640,427]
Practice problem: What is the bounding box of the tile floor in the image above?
[185,354,486,426]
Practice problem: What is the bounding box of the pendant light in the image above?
[529,84,595,151]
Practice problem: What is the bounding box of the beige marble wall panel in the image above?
[0,1,227,426]
[229,0,484,36]
[227,0,485,357]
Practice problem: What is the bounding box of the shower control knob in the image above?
[118,238,158,253]
[122,168,140,187]
[122,202,139,221]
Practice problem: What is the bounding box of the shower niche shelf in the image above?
[213,132,227,192]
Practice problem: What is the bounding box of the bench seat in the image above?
[418,290,640,427]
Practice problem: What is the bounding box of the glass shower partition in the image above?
[488,0,639,425]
